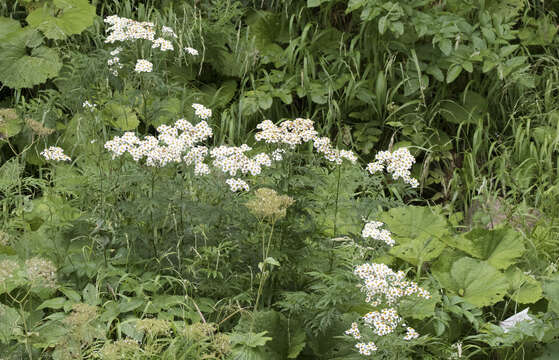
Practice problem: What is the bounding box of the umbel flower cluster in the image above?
[103,15,197,75]
[245,188,295,222]
[346,263,430,356]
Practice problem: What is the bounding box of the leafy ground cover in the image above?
[0,0,559,359]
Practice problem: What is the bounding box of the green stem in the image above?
[254,221,276,312]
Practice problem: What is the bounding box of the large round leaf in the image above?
[380,206,449,242]
[26,0,96,40]
[0,27,61,89]
[457,227,525,270]
[436,257,508,307]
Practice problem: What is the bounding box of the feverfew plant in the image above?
[346,263,430,355]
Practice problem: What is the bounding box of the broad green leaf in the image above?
[230,331,272,348]
[459,227,525,270]
[379,206,449,243]
[0,157,24,192]
[37,297,67,310]
[240,93,260,115]
[0,28,62,89]
[505,267,542,304]
[0,305,21,342]
[26,0,96,40]
[83,283,100,306]
[287,328,306,358]
[389,235,446,266]
[439,39,452,56]
[399,290,440,320]
[307,0,330,7]
[0,108,23,138]
[0,17,21,40]
[446,64,463,83]
[542,274,559,314]
[103,103,139,131]
[446,257,508,307]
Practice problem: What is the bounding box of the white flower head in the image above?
[41,146,71,162]
[225,178,250,192]
[367,148,419,188]
[184,47,199,55]
[82,100,97,111]
[134,59,153,73]
[192,103,212,119]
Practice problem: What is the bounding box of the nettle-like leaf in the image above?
[26,0,96,40]
[505,267,543,304]
[0,22,62,89]
[434,257,508,307]
[449,227,525,270]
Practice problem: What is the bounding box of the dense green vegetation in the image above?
[0,0,558,358]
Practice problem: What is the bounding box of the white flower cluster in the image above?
[403,327,419,340]
[210,145,272,177]
[255,118,318,147]
[134,59,153,73]
[313,136,358,164]
[354,263,430,306]
[105,119,212,167]
[255,118,357,164]
[161,26,177,38]
[107,47,123,75]
[346,263,430,356]
[354,342,378,356]
[104,15,156,43]
[41,146,71,162]
[185,47,199,55]
[82,100,97,112]
[362,221,395,247]
[225,178,250,192]
[152,37,174,51]
[104,15,194,76]
[367,148,419,188]
[192,103,212,119]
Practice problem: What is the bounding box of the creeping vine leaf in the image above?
[26,0,96,40]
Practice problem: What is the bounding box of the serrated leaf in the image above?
[26,0,96,40]
[0,28,62,89]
